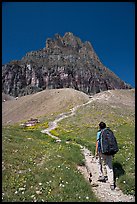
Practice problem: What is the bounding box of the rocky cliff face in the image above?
[2,32,132,97]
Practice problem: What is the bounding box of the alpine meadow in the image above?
[2,88,135,202]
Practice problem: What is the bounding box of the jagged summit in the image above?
[2,32,132,97]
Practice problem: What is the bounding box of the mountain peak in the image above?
[2,32,132,97]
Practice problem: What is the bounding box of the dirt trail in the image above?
[41,98,94,138]
[41,91,135,202]
[78,147,135,202]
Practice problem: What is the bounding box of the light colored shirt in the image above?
[97,130,101,141]
[96,130,101,153]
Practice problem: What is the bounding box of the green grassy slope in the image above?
[2,89,135,201]
[2,124,99,202]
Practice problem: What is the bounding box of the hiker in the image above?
[95,122,115,190]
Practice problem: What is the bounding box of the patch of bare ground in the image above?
[2,93,15,102]
[2,88,90,126]
[2,88,134,126]
[93,89,135,110]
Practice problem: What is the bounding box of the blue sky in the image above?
[2,2,135,87]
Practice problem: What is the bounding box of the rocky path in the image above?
[41,92,135,202]
[78,147,135,202]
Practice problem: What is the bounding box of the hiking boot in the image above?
[104,176,108,181]
[110,184,115,190]
[97,176,106,182]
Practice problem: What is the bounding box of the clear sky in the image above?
[2,2,135,87]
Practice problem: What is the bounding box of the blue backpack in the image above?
[100,128,119,155]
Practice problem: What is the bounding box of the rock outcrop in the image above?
[2,32,132,97]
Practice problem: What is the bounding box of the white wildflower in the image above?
[31,195,35,198]
[19,187,25,191]
[36,190,42,195]
[39,183,42,186]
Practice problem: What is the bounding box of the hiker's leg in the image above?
[105,155,114,185]
[102,156,107,177]
[97,153,103,177]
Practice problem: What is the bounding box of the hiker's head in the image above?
[99,122,106,129]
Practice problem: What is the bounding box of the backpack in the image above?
[100,128,119,155]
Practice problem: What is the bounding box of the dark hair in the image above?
[99,122,106,129]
